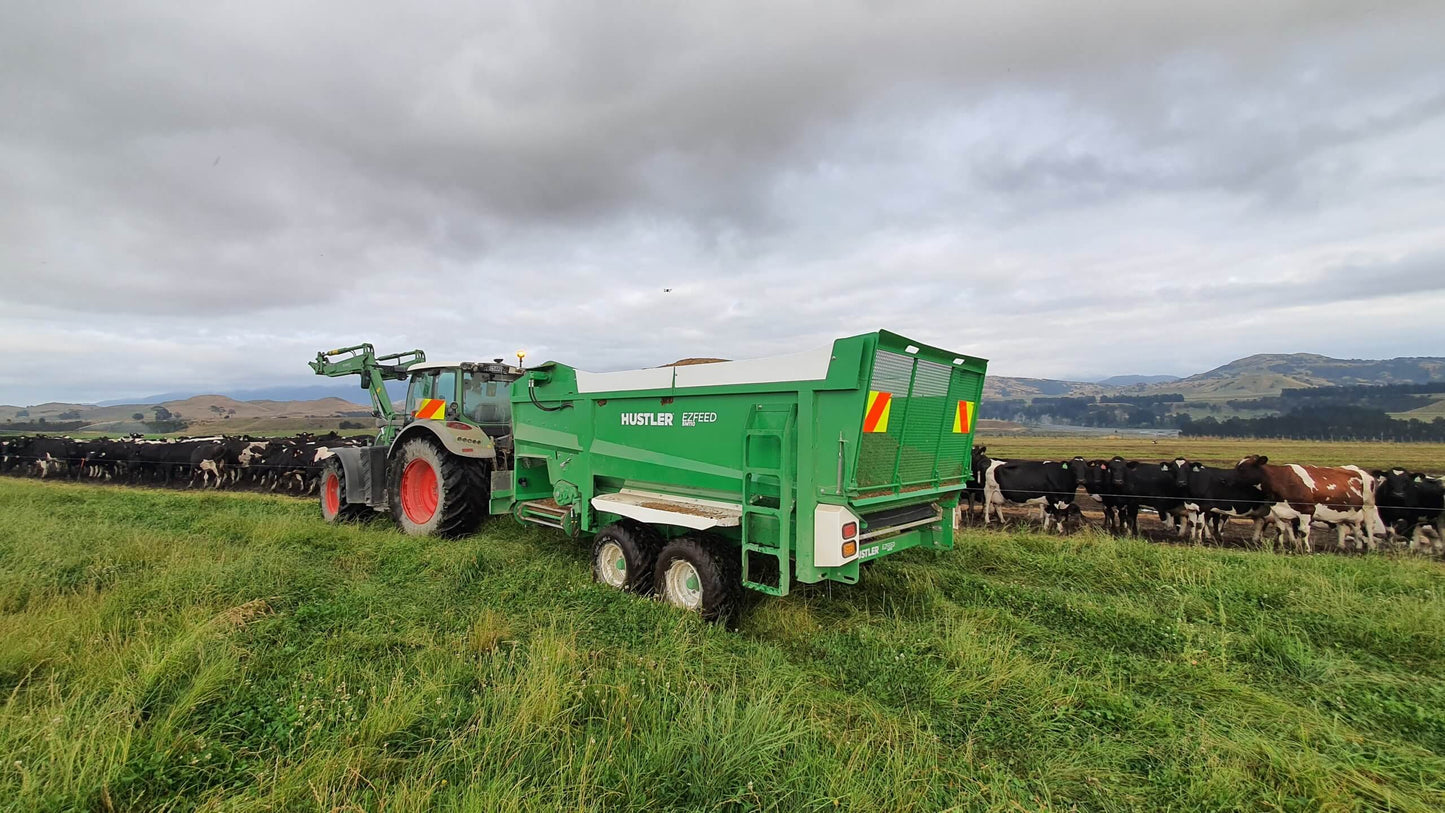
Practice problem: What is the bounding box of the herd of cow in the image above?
[3,433,1442,556]
[0,433,369,493]
[967,449,1445,554]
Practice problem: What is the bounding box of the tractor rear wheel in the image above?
[654,536,741,625]
[592,521,664,594]
[319,458,367,523]
[388,437,487,537]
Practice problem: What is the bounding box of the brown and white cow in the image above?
[1234,455,1381,553]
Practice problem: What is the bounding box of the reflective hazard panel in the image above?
[414,398,447,420]
[953,400,975,433]
[862,391,892,433]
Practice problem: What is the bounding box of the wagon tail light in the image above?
[841,521,858,558]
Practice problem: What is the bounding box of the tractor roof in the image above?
[407,361,465,372]
[408,360,525,377]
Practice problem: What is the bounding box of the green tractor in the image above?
[309,344,523,535]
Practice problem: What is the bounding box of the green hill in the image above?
[984,354,1445,418]
[1148,353,1445,400]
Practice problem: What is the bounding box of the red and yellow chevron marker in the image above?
[414,398,447,420]
[862,390,892,433]
[952,400,975,433]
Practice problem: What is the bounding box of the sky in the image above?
[2,1,1444,405]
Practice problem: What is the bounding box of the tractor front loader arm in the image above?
[310,343,426,425]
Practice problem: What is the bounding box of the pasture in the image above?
[2,479,1444,811]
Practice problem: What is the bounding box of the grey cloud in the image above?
[3,1,1445,403]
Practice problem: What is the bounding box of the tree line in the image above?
[980,395,1195,428]
[978,383,1445,441]
[1180,405,1445,442]
[1226,381,1445,415]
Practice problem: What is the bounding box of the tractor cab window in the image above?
[433,369,458,410]
[463,371,512,427]
[406,369,459,419]
[405,373,430,415]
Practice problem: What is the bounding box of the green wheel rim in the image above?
[664,559,703,610]
[598,541,626,588]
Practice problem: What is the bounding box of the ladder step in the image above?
[742,545,789,596]
[517,499,570,529]
[520,501,568,517]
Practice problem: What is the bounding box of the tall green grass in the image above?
[1,478,1443,811]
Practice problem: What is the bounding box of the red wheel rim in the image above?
[324,472,341,516]
[400,458,439,524]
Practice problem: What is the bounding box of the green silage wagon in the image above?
[502,330,988,621]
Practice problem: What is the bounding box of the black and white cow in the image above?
[1104,456,1189,537]
[1081,459,1128,533]
[1167,460,1287,548]
[0,435,30,474]
[26,436,80,478]
[961,446,992,521]
[1374,469,1445,552]
[978,455,1087,533]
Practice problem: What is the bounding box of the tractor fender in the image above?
[327,446,374,505]
[393,421,497,460]
[328,445,390,506]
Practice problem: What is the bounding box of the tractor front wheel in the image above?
[319,458,367,523]
[388,438,487,537]
[654,536,741,625]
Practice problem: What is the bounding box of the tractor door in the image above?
[405,369,460,421]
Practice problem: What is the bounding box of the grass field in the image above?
[1393,394,1445,421]
[3,479,1445,811]
[977,435,1445,473]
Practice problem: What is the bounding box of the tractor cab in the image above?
[403,360,524,437]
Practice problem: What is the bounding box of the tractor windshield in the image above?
[462,371,511,428]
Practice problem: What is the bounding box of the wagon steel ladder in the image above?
[740,404,797,596]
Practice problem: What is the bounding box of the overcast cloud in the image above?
[3,1,1444,404]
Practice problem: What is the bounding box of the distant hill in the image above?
[96,382,405,407]
[0,394,373,431]
[984,377,1106,400]
[1144,354,1445,399]
[663,358,730,367]
[1096,374,1181,386]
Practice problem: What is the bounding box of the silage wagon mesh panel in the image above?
[856,349,973,490]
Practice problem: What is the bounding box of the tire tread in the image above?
[321,458,368,523]
[593,521,665,594]
[388,438,489,537]
[655,535,742,625]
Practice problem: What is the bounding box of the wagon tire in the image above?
[654,536,741,625]
[388,437,487,537]
[592,521,664,595]
[319,458,368,523]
